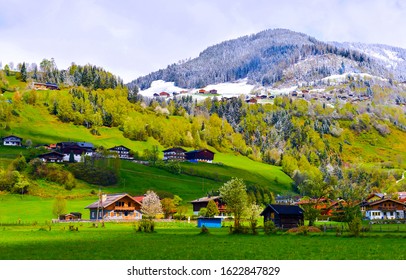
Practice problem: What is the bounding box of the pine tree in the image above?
[20,62,27,82]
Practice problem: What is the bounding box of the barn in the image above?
[261,204,304,229]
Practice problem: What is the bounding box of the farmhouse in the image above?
[108,145,131,159]
[59,212,82,221]
[85,193,142,221]
[190,196,226,215]
[38,151,65,163]
[159,92,170,98]
[198,89,206,94]
[2,135,23,146]
[362,198,405,220]
[33,82,60,90]
[56,142,95,162]
[261,204,304,229]
[185,149,215,163]
[163,147,186,161]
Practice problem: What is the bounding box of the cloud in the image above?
[1,0,406,82]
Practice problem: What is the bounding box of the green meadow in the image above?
[0,222,405,260]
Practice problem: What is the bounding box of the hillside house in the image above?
[209,89,217,94]
[163,147,186,161]
[108,145,131,159]
[185,149,215,163]
[38,151,65,163]
[246,97,258,104]
[362,198,405,220]
[2,135,23,146]
[59,212,82,221]
[33,82,60,90]
[261,204,304,229]
[85,193,142,220]
[198,89,206,94]
[159,92,170,98]
[190,196,226,215]
[56,142,95,162]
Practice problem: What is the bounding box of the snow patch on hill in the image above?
[139,80,187,96]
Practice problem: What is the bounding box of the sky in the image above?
[1,0,406,83]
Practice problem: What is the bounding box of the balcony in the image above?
[114,206,135,211]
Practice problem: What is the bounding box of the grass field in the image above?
[0,222,405,260]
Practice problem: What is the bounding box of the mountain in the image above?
[331,42,406,80]
[128,28,406,91]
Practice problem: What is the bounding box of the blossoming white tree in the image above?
[141,190,163,218]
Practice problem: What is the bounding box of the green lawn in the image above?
[0,222,404,260]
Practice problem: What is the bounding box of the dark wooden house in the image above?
[108,145,131,159]
[2,135,23,146]
[190,196,226,215]
[261,204,304,229]
[56,142,95,162]
[163,147,186,161]
[185,149,215,163]
[38,151,65,163]
[85,193,142,220]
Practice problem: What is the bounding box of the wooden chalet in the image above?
[33,82,60,90]
[108,145,131,159]
[163,147,186,161]
[246,97,258,104]
[198,89,206,94]
[159,92,170,97]
[59,212,82,221]
[185,149,215,163]
[38,151,65,163]
[190,196,226,215]
[2,135,23,146]
[261,204,304,229]
[56,142,95,162]
[85,193,142,220]
[362,198,405,220]
[209,89,217,94]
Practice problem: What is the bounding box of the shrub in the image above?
[136,219,155,233]
[348,217,362,237]
[200,225,209,235]
[67,163,117,186]
[264,220,278,235]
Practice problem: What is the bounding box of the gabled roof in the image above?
[185,149,215,155]
[190,196,221,203]
[3,135,22,140]
[367,198,406,207]
[38,151,65,157]
[163,147,186,153]
[109,145,130,151]
[77,142,95,149]
[261,204,304,216]
[85,193,141,209]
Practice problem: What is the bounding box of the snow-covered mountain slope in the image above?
[128,28,406,93]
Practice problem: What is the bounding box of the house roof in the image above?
[85,193,141,209]
[133,196,145,203]
[185,149,215,155]
[261,204,304,216]
[109,145,130,151]
[367,198,406,207]
[77,142,95,149]
[38,151,65,157]
[163,147,186,153]
[3,135,22,141]
[190,196,221,203]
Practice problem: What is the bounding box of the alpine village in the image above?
[1,28,406,260]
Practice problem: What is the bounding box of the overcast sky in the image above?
[1,0,405,82]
